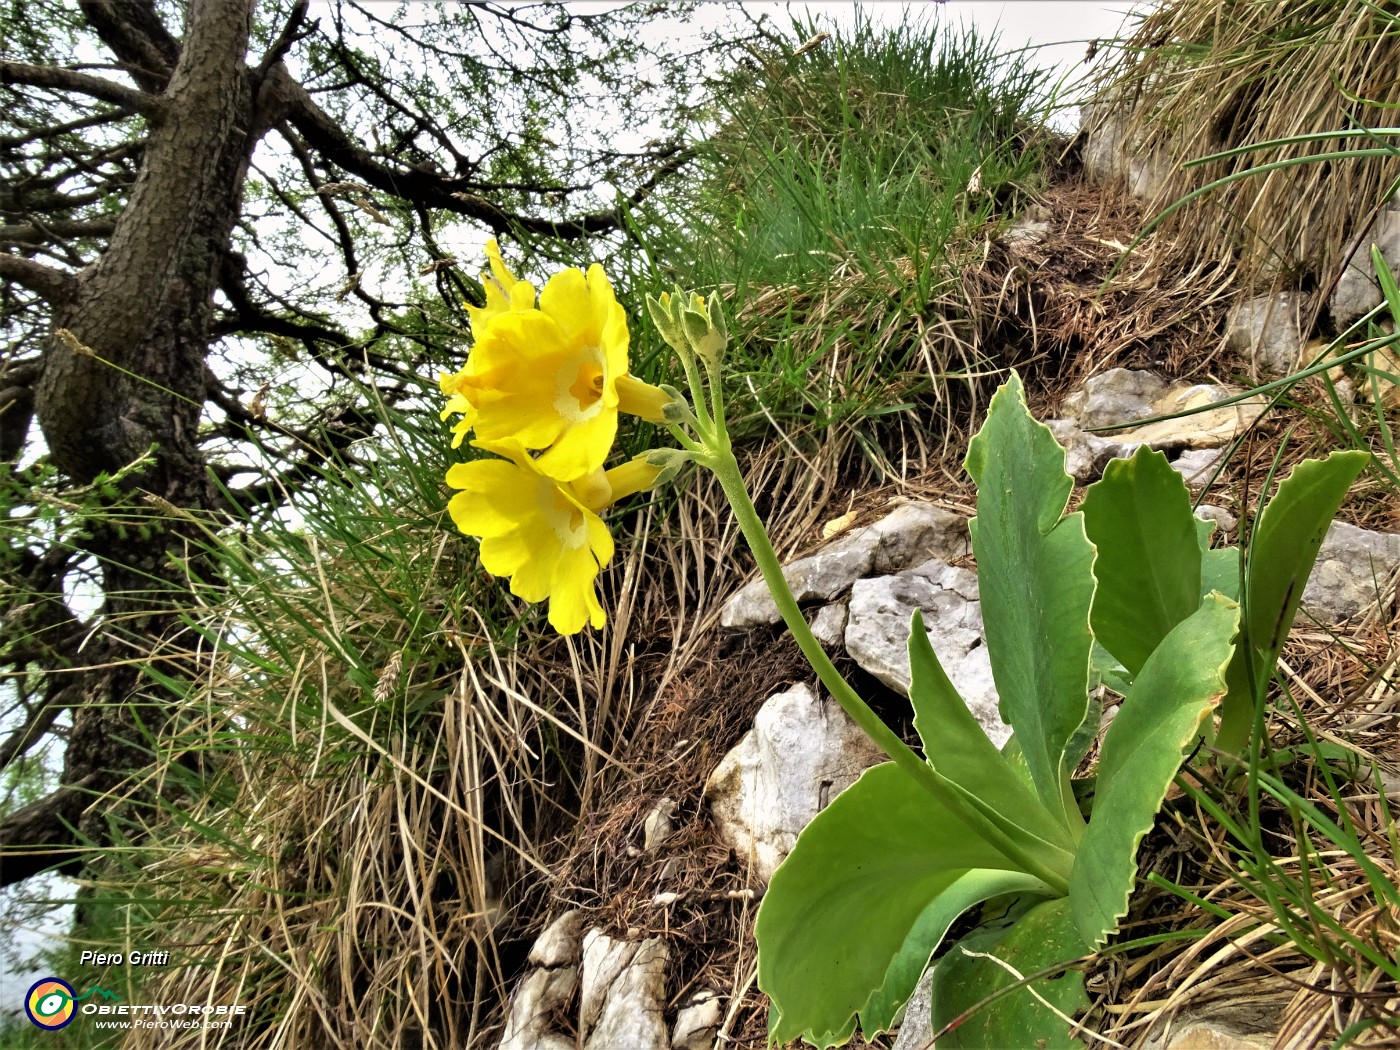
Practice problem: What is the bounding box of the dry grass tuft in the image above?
[1088,0,1400,301]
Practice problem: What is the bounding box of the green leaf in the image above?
[908,609,1076,857]
[1081,446,1201,676]
[1218,450,1368,749]
[931,897,1090,1049]
[964,372,1096,830]
[757,763,1023,1048]
[1244,451,1369,662]
[1070,595,1239,946]
[860,869,1049,1036]
[1197,516,1241,601]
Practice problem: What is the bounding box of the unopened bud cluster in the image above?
[646,288,730,370]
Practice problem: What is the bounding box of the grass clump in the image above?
[633,11,1058,448]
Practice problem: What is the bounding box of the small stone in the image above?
[704,682,886,883]
[1001,218,1050,246]
[528,909,584,968]
[1081,98,1125,186]
[1301,521,1400,623]
[869,503,970,575]
[1195,504,1237,535]
[821,509,859,539]
[1062,368,1169,429]
[1128,149,1171,201]
[1052,373,1266,482]
[671,989,723,1050]
[1159,1023,1273,1050]
[643,798,677,852]
[1172,448,1225,487]
[497,967,579,1050]
[1330,197,1400,329]
[845,561,1009,747]
[1226,293,1308,378]
[1121,383,1266,448]
[809,602,848,647]
[580,932,669,1050]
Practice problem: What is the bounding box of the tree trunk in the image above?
[3,0,257,887]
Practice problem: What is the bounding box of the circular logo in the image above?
[25,978,76,1030]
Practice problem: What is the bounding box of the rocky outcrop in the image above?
[1301,520,1400,622]
[845,560,1008,745]
[1330,196,1400,329]
[1226,292,1308,378]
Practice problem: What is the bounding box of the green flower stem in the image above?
[677,349,715,438]
[708,448,1073,894]
[703,358,728,437]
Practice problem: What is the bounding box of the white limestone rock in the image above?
[1128,149,1172,201]
[528,909,584,969]
[1330,197,1400,329]
[889,968,935,1050]
[643,798,677,852]
[1226,293,1308,378]
[1052,371,1266,482]
[1062,368,1169,430]
[1001,218,1050,247]
[1081,98,1125,186]
[1194,504,1238,535]
[1301,521,1400,623]
[809,602,848,647]
[1172,447,1226,487]
[580,932,669,1050]
[671,989,723,1050]
[845,560,1010,747]
[704,682,886,883]
[497,967,579,1050]
[720,503,969,627]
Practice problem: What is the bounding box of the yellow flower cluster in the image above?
[441,241,672,634]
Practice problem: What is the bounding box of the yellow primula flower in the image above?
[446,439,663,635]
[438,244,672,476]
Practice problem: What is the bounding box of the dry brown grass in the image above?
[1088,0,1400,302]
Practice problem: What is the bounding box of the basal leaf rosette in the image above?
[439,241,670,477]
[446,438,661,635]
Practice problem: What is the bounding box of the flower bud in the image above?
[658,383,694,424]
[646,292,687,353]
[642,447,692,487]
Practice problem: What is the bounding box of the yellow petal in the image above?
[467,239,537,336]
[539,266,602,346]
[446,459,541,537]
[547,541,607,634]
[535,410,617,481]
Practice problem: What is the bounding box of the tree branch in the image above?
[0,776,95,887]
[77,0,180,93]
[255,0,311,80]
[268,66,680,239]
[0,683,80,770]
[0,253,77,305]
[0,59,163,115]
[0,218,119,246]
